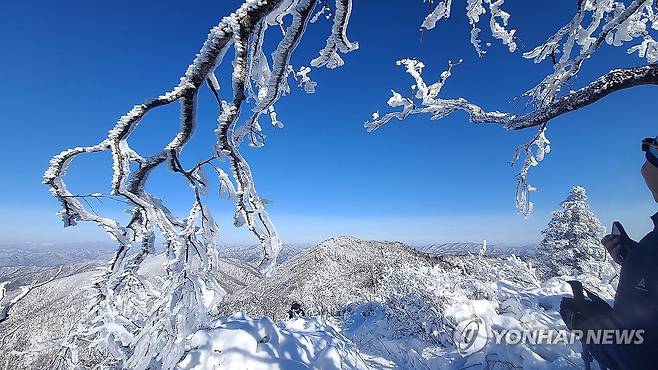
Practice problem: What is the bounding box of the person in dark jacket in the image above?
[288,301,305,319]
[569,136,658,369]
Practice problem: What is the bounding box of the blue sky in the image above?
[1,1,656,247]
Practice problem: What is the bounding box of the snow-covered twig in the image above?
[422,0,517,57]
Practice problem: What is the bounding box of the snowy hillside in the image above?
[0,253,261,369]
[220,236,436,320]
[0,262,101,292]
[187,237,617,369]
[0,236,618,369]
[177,314,376,369]
[0,266,99,369]
[0,243,114,292]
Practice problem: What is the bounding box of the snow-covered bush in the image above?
[374,263,453,347]
[445,243,541,298]
[536,186,616,281]
[368,243,542,353]
[341,238,621,369]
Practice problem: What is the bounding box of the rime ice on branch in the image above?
[43,1,356,368]
[369,0,658,216]
[421,0,517,57]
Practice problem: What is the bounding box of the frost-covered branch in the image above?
[422,0,517,56]
[371,0,658,215]
[311,0,359,68]
[368,62,658,132]
[523,0,656,105]
[368,60,657,214]
[511,63,658,129]
[0,266,63,325]
[44,0,356,368]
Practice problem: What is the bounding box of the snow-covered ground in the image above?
[182,270,615,369]
[178,314,374,370]
[1,236,618,369]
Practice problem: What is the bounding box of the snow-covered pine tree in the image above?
[537,186,609,279]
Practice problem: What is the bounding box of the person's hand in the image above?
[602,234,624,264]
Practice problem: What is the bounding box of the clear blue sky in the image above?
[1,1,656,247]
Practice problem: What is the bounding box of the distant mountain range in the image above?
[0,248,113,268]
[414,241,538,257]
[217,243,311,264]
[0,239,537,267]
[0,242,310,267]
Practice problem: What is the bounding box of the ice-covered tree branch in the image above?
[367,63,658,132]
[44,0,356,368]
[421,0,517,57]
[369,0,657,215]
[511,63,658,129]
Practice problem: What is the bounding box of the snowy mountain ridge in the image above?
[0,236,613,369]
[220,236,436,320]
[415,241,538,257]
[217,243,310,264]
[0,246,113,267]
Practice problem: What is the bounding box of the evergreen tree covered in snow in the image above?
[537,186,609,279]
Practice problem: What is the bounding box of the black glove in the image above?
[560,297,582,331]
[560,284,614,332]
[562,281,587,331]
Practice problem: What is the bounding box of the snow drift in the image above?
[178,314,371,370]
